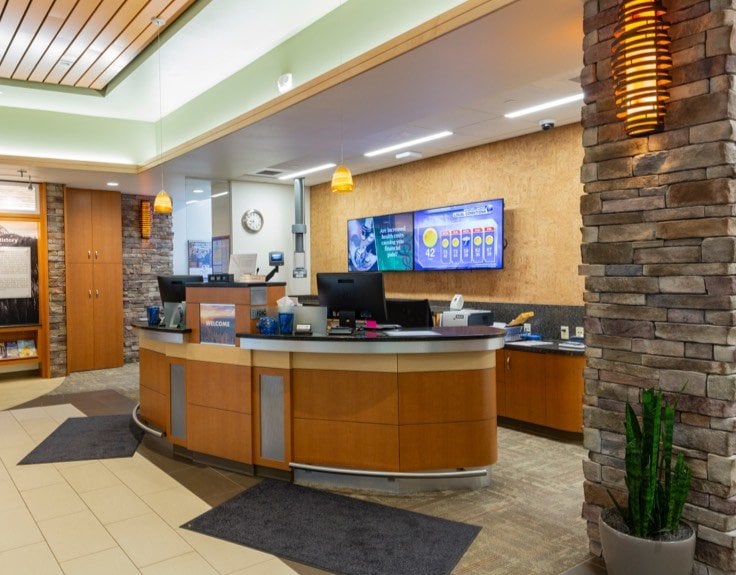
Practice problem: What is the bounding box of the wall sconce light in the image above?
[141,200,152,238]
[611,0,673,137]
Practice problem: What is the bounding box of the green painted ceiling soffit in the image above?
[3,0,472,168]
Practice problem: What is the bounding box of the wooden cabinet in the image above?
[65,189,123,372]
[497,349,584,432]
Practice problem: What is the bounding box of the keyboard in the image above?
[329,327,353,335]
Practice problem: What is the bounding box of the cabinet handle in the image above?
[94,250,99,259]
[88,289,92,298]
[95,290,100,297]
[87,250,91,259]
[505,355,511,370]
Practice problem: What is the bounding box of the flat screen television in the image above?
[347,212,413,272]
[316,272,388,322]
[413,198,504,271]
[157,275,204,304]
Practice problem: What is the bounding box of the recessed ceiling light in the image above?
[185,200,198,205]
[395,151,422,160]
[106,181,119,187]
[277,163,336,180]
[210,191,229,198]
[364,131,453,157]
[192,188,204,194]
[504,93,584,119]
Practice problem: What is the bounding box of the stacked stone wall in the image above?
[581,1,736,573]
[121,195,173,363]
[45,184,66,377]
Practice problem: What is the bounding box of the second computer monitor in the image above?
[316,272,388,323]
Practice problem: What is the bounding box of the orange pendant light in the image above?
[611,0,673,136]
[331,164,354,194]
[153,190,173,213]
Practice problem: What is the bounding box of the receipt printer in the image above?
[441,309,493,327]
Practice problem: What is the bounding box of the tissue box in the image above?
[504,325,523,342]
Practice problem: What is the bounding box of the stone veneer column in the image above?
[581,1,736,573]
[45,183,67,377]
[121,194,173,362]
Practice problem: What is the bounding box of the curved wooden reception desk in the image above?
[135,285,505,491]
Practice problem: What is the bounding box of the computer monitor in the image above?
[316,272,388,323]
[386,298,433,328]
[157,275,204,304]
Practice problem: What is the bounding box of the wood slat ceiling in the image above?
[0,0,195,91]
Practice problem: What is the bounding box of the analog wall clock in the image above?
[241,208,264,233]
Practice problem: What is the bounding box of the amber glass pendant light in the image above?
[152,17,173,213]
[611,0,672,137]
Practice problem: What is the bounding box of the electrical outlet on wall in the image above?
[523,322,532,333]
[575,326,584,338]
[560,325,569,340]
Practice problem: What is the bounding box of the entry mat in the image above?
[182,479,481,575]
[19,414,144,465]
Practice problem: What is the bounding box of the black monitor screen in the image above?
[157,275,204,304]
[316,272,387,323]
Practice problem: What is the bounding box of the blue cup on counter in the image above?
[257,316,278,335]
[146,305,160,326]
[278,312,294,335]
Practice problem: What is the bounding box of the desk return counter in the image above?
[135,282,505,491]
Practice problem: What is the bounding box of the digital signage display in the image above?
[413,198,504,271]
[347,212,413,272]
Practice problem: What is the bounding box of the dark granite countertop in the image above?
[237,325,506,342]
[132,322,192,334]
[187,281,286,288]
[504,339,585,356]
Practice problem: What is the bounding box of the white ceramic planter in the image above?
[599,509,696,575]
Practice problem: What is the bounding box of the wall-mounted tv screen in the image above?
[413,198,504,270]
[347,212,413,272]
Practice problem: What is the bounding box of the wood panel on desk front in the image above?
[187,404,252,463]
[400,419,497,471]
[545,354,585,432]
[187,360,250,413]
[292,369,398,424]
[398,369,494,424]
[293,419,399,471]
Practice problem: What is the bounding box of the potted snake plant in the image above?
[599,387,695,575]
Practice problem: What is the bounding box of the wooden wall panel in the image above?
[309,124,584,306]
[187,404,252,464]
[398,369,494,424]
[139,386,168,433]
[399,420,497,471]
[293,419,399,471]
[545,354,585,432]
[293,369,398,424]
[187,360,250,413]
[139,348,168,395]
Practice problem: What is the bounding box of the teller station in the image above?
[134,272,505,491]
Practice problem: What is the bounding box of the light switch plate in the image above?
[560,325,569,340]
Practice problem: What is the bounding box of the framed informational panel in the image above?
[0,220,39,325]
[0,182,39,214]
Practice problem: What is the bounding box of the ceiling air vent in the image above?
[254,169,284,177]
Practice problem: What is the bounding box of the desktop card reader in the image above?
[441,309,493,327]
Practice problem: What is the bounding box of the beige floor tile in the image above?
[140,551,219,575]
[8,460,65,492]
[179,530,273,574]
[38,509,117,563]
[60,547,142,575]
[41,403,85,424]
[20,417,61,444]
[11,405,54,422]
[0,541,63,575]
[81,483,153,525]
[0,478,24,512]
[0,505,44,553]
[140,485,210,528]
[59,460,123,493]
[0,378,63,411]
[231,558,300,575]
[22,481,87,522]
[107,512,192,568]
[0,425,34,452]
[105,456,182,497]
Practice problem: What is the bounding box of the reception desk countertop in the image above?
[237,325,506,354]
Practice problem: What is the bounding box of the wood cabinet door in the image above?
[91,191,122,263]
[66,262,95,372]
[64,189,93,264]
[92,263,123,369]
[503,349,547,425]
[496,350,507,416]
[545,354,585,432]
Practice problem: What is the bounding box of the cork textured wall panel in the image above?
[310,123,584,305]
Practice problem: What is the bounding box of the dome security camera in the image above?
[539,119,555,131]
